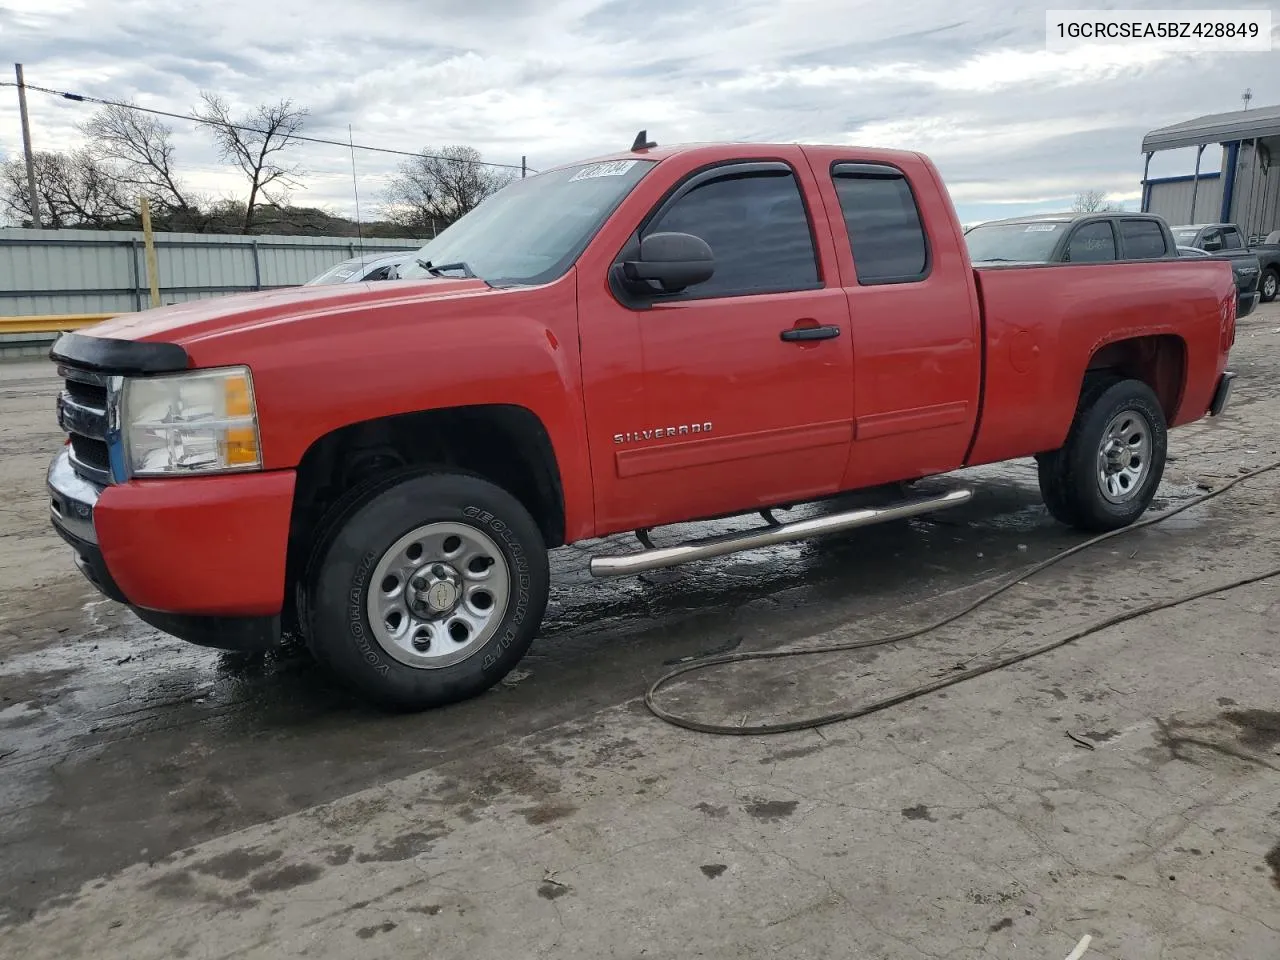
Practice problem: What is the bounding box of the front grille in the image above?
[64,377,107,409]
[57,364,114,486]
[70,436,110,475]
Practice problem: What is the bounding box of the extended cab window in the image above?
[831,163,928,283]
[1119,219,1169,259]
[1066,221,1117,263]
[1222,227,1244,249]
[641,168,819,298]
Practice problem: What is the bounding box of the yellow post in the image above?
[139,197,161,308]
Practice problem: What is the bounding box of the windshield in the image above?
[397,158,658,286]
[964,221,1067,263]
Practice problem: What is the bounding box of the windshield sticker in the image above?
[1025,224,1059,232]
[570,159,639,181]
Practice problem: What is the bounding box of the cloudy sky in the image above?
[2,0,1278,225]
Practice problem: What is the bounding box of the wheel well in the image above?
[1085,334,1186,421]
[284,405,565,623]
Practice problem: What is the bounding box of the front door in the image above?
[578,154,854,534]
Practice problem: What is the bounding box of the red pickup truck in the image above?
[47,137,1238,710]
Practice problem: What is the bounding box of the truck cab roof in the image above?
[973,211,1164,228]
[541,140,930,175]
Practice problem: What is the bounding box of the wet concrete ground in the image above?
[2,304,1280,958]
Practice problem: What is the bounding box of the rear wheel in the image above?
[1037,377,1167,533]
[302,471,549,711]
[1261,267,1278,303]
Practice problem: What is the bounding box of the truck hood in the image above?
[82,278,492,346]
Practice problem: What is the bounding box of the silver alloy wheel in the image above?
[1265,271,1278,300]
[1096,408,1152,503]
[366,521,510,669]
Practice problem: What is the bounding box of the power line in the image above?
[0,79,537,172]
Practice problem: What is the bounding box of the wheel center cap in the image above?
[407,564,464,618]
[426,581,458,612]
[1104,441,1125,471]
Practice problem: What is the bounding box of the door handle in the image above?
[780,324,841,342]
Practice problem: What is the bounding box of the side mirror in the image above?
[622,232,714,294]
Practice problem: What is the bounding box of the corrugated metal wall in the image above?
[0,228,424,317]
[1146,175,1224,227]
[1229,140,1280,242]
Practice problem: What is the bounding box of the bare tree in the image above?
[82,104,198,220]
[196,93,308,233]
[1072,189,1125,213]
[381,145,513,232]
[2,149,134,228]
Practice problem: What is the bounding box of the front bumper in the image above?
[47,448,295,653]
[48,450,128,603]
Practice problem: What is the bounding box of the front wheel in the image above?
[1037,377,1167,533]
[302,471,550,711]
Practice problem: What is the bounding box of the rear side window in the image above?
[1066,221,1117,263]
[831,163,929,284]
[643,169,819,298]
[1120,220,1168,259]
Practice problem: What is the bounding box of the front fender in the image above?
[181,277,595,541]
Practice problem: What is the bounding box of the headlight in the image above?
[121,366,261,477]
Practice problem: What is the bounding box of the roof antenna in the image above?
[631,129,657,151]
[349,124,365,263]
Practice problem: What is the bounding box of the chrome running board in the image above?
[588,488,974,578]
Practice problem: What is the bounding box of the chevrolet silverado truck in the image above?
[1172,221,1277,305]
[965,211,1260,318]
[47,137,1239,711]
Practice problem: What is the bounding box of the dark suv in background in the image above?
[963,213,1259,318]
[1172,222,1277,307]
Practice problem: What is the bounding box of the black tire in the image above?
[301,470,550,711]
[1037,377,1167,533]
[1261,267,1279,303]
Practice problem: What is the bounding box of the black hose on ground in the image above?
[645,459,1280,736]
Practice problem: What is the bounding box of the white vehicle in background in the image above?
[304,251,411,285]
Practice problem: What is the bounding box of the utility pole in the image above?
[521,155,527,179]
[15,63,43,228]
[1242,88,1253,111]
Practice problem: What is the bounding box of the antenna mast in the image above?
[349,124,364,260]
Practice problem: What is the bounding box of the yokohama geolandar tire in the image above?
[303,471,550,711]
[1036,377,1168,533]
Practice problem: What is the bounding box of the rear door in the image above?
[1117,218,1172,259]
[804,152,982,489]
[580,153,855,533]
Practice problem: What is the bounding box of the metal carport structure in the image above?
[1141,103,1280,240]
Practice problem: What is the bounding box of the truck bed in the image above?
[966,259,1232,467]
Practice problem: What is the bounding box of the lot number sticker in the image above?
[1025,224,1059,232]
[570,160,639,181]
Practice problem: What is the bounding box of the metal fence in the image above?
[0,227,424,317]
